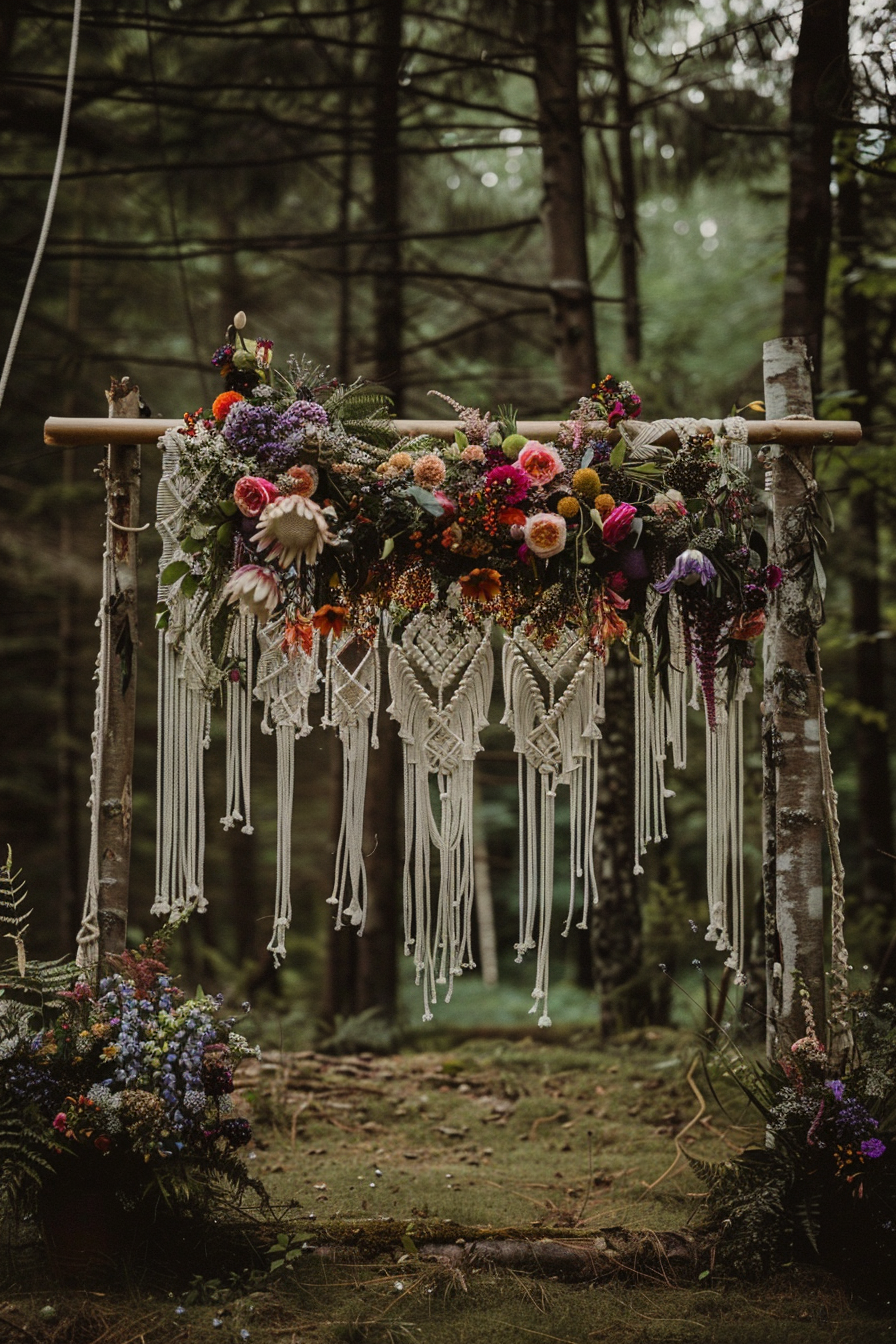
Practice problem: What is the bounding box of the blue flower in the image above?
[654,549,717,594]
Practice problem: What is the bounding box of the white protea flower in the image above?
[223,564,281,620]
[252,494,332,568]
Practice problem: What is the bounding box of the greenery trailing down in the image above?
[693,983,896,1292]
[0,859,269,1227]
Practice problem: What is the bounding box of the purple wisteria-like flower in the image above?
[653,548,717,593]
[861,1137,886,1159]
[826,1079,845,1101]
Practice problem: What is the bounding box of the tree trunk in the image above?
[781,0,850,378]
[473,781,499,986]
[590,645,641,1034]
[357,645,400,1019]
[95,380,142,963]
[762,338,827,1051]
[605,0,641,364]
[838,169,895,932]
[337,0,357,380]
[533,0,598,402]
[369,0,404,413]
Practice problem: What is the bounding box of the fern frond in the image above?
[0,847,32,937]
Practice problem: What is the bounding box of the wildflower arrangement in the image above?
[694,985,896,1285]
[0,855,261,1218]
[160,330,777,710]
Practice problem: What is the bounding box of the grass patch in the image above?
[2,1034,895,1341]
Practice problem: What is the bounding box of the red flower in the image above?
[601,502,637,547]
[212,390,245,422]
[497,506,527,527]
[234,475,280,517]
[731,609,766,640]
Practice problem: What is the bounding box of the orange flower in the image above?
[312,605,349,639]
[212,390,245,421]
[590,589,630,660]
[459,568,502,602]
[497,507,527,527]
[280,615,315,657]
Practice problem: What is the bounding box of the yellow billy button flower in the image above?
[557,496,580,518]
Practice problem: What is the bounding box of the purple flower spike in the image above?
[826,1079,845,1101]
[861,1138,886,1159]
[654,549,717,594]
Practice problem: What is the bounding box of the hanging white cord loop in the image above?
[0,0,82,410]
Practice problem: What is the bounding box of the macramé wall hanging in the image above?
[79,322,779,1025]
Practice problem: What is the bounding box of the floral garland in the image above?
[160,329,779,718]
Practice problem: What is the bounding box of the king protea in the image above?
[252,494,332,568]
[223,564,281,620]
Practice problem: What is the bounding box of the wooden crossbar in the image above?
[44,415,862,448]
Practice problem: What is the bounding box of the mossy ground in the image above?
[2,1030,895,1343]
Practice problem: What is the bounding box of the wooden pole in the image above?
[762,338,827,1051]
[44,415,863,448]
[95,378,142,962]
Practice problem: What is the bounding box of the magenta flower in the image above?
[52,1112,67,1133]
[654,549,717,593]
[861,1138,886,1159]
[485,463,530,504]
[601,502,637,547]
[764,564,783,590]
[606,400,627,428]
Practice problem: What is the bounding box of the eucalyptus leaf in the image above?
[381,537,395,559]
[160,559,190,586]
[580,534,595,565]
[454,429,468,451]
[580,444,594,469]
[629,516,644,547]
[609,438,626,469]
[405,486,445,516]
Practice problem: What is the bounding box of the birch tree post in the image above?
[762,337,827,1051]
[94,378,142,963]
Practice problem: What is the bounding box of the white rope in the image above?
[325,632,380,932]
[221,612,255,834]
[0,0,82,410]
[75,515,112,970]
[388,612,493,1018]
[267,724,295,966]
[501,627,601,1027]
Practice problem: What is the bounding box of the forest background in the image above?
[1,0,894,1047]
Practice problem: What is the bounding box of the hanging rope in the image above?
[0,0,82,411]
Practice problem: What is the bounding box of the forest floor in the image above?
[2,1028,895,1344]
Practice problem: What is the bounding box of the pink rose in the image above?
[517,441,564,486]
[234,476,280,517]
[433,490,456,518]
[523,511,567,558]
[53,1113,67,1133]
[601,502,637,547]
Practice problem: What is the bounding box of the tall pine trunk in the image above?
[533,0,598,401]
[337,0,404,1027]
[839,167,895,934]
[781,0,850,375]
[533,3,640,1030]
[605,0,641,364]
